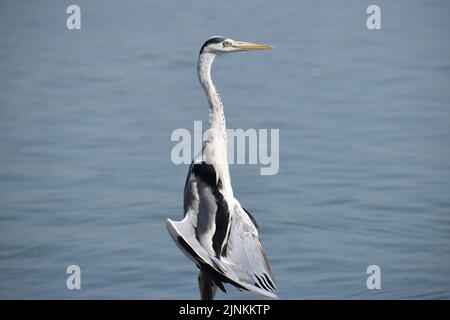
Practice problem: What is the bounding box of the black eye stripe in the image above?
[199,36,226,54]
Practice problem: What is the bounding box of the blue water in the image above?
[0,0,450,299]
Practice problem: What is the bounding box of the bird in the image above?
[166,36,277,300]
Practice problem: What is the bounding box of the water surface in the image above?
[0,0,449,299]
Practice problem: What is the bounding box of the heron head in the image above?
[199,36,273,55]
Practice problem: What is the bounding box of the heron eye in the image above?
[223,41,231,47]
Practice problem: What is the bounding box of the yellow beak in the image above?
[233,41,273,51]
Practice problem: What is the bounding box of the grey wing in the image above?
[221,203,278,298]
[183,162,198,216]
[167,161,277,298]
[183,161,229,254]
[167,161,232,292]
[167,161,218,264]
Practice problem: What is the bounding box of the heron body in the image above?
[167,36,277,299]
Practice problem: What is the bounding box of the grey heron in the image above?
[167,36,277,300]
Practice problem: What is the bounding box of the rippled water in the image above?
[0,1,449,299]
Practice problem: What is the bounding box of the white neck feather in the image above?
[197,52,227,139]
[197,52,233,195]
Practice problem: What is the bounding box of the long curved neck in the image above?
[197,52,233,195]
[197,52,227,138]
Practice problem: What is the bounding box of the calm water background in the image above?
[0,0,450,299]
